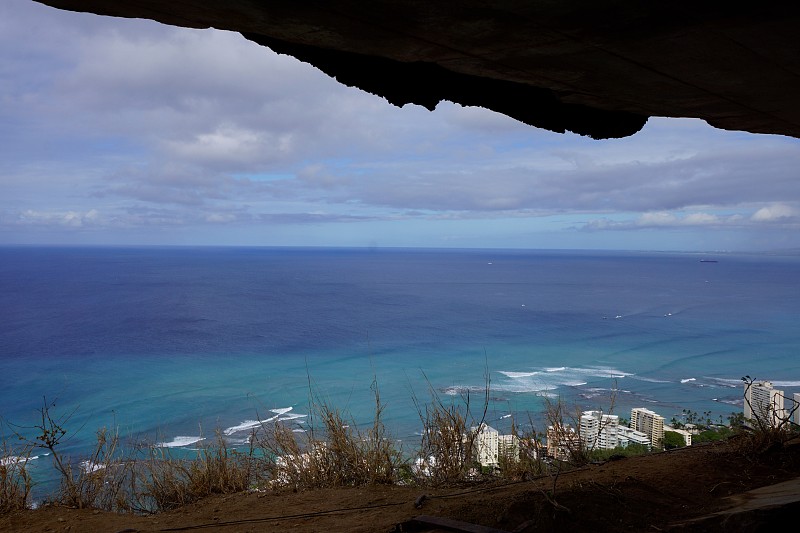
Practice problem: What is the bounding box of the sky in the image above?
[2,1,800,251]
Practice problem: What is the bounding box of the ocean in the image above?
[1,246,799,491]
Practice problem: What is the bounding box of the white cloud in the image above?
[14,208,101,227]
[751,203,798,222]
[164,125,295,168]
[2,0,800,250]
[205,213,237,223]
[581,211,750,231]
[638,212,679,227]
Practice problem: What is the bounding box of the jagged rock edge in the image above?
[242,32,648,140]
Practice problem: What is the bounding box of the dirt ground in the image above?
[4,435,800,533]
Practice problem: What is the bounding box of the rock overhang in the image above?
[32,1,800,139]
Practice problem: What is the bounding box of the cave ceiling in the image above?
[33,1,800,140]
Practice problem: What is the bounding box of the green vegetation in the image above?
[670,408,716,429]
[662,431,686,449]
[693,426,733,444]
[589,443,649,461]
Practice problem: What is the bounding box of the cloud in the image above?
[751,203,799,222]
[578,211,747,231]
[2,1,800,250]
[281,139,799,216]
[5,209,102,228]
[205,213,237,223]
[163,125,297,170]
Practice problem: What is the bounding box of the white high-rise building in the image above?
[630,408,665,449]
[471,424,500,467]
[498,434,520,462]
[794,393,800,426]
[580,410,619,450]
[469,424,520,467]
[743,380,785,428]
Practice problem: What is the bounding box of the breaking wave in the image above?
[496,366,633,394]
[224,407,307,436]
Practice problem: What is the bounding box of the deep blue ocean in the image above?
[2,246,799,491]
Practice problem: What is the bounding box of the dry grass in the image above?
[543,380,623,468]
[14,373,754,516]
[9,399,263,514]
[732,424,799,459]
[497,420,547,481]
[7,385,405,513]
[0,443,33,514]
[129,432,258,513]
[544,396,591,467]
[259,381,403,490]
[185,435,258,496]
[129,445,190,512]
[14,400,134,511]
[412,371,491,485]
[59,427,133,512]
[414,399,473,484]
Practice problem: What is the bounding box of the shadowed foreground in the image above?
[4,435,800,533]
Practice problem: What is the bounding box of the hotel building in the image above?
[580,410,619,450]
[630,408,665,449]
[744,380,785,428]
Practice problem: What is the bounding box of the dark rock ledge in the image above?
[33,1,800,139]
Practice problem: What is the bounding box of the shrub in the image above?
[412,373,491,485]
[543,396,589,466]
[662,431,686,449]
[497,421,547,481]
[258,380,403,490]
[736,376,799,457]
[0,443,33,514]
[586,443,649,461]
[693,427,732,444]
[15,399,133,511]
[130,432,257,513]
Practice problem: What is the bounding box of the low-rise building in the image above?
[664,425,692,446]
[617,426,651,448]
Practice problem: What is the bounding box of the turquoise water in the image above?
[1,247,799,493]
